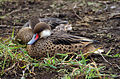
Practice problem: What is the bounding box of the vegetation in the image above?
[0,30,119,79]
[0,0,120,79]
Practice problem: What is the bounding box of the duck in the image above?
[26,22,103,58]
[15,15,71,44]
[24,16,68,30]
[15,22,72,44]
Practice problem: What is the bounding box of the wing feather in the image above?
[51,31,96,45]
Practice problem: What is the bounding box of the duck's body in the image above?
[27,23,101,57]
[16,22,103,58]
[27,29,98,58]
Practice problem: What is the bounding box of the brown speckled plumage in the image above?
[16,22,103,58]
[26,29,96,57]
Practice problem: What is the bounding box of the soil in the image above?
[0,0,120,79]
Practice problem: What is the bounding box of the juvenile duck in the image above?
[27,22,103,58]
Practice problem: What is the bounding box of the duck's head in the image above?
[28,22,51,45]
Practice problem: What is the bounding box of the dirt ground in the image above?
[0,0,120,79]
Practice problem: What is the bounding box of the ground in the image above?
[0,0,120,79]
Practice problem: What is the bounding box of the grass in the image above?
[0,29,119,79]
[0,38,102,78]
[0,0,120,78]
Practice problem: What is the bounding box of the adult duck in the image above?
[15,22,72,44]
[26,22,103,58]
[15,16,71,44]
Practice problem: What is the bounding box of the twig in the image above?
[7,8,28,16]
[71,68,79,75]
[115,64,120,70]
[4,63,17,72]
[0,8,28,19]
[0,25,22,28]
[0,33,12,36]
[0,25,8,28]
[99,53,120,70]
[91,60,102,79]
[97,2,108,14]
[100,53,112,65]
[72,3,82,20]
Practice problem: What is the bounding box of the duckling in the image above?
[27,22,103,58]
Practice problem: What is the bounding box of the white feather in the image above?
[40,29,51,38]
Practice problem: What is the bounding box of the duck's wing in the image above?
[52,32,98,45]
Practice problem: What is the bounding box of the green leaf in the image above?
[48,64,57,69]
[8,50,14,60]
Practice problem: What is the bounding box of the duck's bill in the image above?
[27,33,39,45]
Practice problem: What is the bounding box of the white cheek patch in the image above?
[40,29,51,38]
